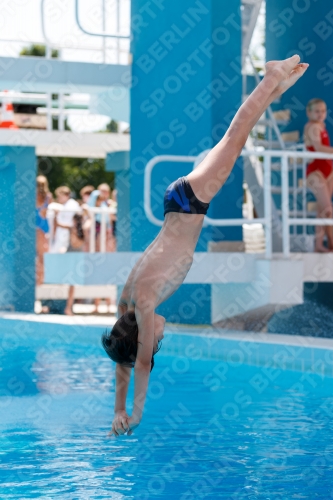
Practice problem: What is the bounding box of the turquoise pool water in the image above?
[1,329,333,499]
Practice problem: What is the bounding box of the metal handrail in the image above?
[144,152,272,259]
[144,155,197,227]
[47,206,116,214]
[280,150,333,256]
[74,0,129,39]
[40,0,57,51]
[47,205,116,254]
[40,0,129,59]
[145,149,333,259]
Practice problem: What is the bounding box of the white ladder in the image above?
[241,0,263,63]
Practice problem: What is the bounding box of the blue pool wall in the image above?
[266,1,333,138]
[0,316,333,378]
[0,146,36,313]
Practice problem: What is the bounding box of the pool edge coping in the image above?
[1,313,333,351]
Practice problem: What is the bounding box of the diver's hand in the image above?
[109,410,130,437]
[127,415,141,436]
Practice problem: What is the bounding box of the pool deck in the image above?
[0,312,117,327]
[1,312,333,377]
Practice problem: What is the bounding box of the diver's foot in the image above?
[64,307,74,316]
[315,245,330,253]
[265,55,309,96]
[266,55,300,78]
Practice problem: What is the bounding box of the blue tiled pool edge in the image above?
[1,316,333,378]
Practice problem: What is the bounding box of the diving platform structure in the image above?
[0,56,131,157]
[44,250,333,324]
[0,57,131,96]
[1,0,333,325]
[44,147,333,325]
[0,129,129,158]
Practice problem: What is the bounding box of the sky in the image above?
[0,0,264,131]
[0,0,130,132]
[0,0,130,62]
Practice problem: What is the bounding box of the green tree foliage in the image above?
[106,119,119,133]
[38,156,115,199]
[22,44,115,197]
[20,44,59,58]
[51,116,71,131]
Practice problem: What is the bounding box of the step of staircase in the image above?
[271,161,306,171]
[273,109,291,121]
[281,131,300,143]
[277,209,316,217]
[271,186,310,194]
[253,140,299,148]
[257,118,289,127]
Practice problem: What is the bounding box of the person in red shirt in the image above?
[305,98,333,252]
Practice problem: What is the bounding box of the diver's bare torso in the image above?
[118,57,310,318]
[119,212,204,311]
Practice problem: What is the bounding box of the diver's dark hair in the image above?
[101,311,159,372]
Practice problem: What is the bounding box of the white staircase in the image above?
[241,4,315,252]
[245,108,315,251]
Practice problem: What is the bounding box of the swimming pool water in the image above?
[1,330,333,499]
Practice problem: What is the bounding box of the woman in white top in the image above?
[49,186,79,253]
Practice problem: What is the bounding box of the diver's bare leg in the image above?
[187,55,309,204]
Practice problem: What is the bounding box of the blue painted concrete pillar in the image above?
[127,0,243,323]
[208,0,243,243]
[130,0,243,252]
[266,1,333,138]
[0,146,36,312]
[106,151,131,251]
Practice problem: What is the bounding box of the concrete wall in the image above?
[44,252,304,325]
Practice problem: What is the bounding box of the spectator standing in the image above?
[79,185,95,251]
[304,98,333,251]
[80,185,95,204]
[64,214,85,315]
[36,175,52,285]
[87,183,113,313]
[87,183,112,251]
[50,186,79,253]
[109,188,117,252]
